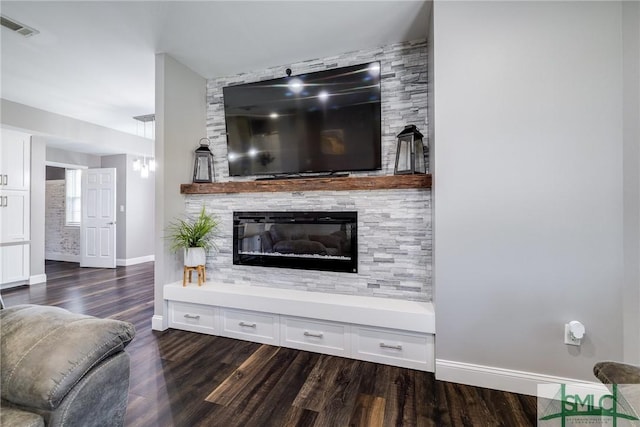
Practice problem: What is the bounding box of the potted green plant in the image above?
[167,207,219,267]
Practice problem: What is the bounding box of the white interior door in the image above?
[81,168,116,268]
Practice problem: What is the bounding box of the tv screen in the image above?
[223,62,382,177]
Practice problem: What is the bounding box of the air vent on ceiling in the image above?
[1,15,39,37]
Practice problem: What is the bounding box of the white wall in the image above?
[46,147,101,168]
[427,6,435,175]
[153,54,207,328]
[100,155,128,260]
[622,0,640,363]
[100,154,155,264]
[427,5,436,299]
[433,1,628,393]
[29,137,46,281]
[125,153,155,260]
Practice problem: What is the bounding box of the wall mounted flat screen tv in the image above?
[223,62,382,177]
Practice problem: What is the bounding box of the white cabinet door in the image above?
[0,129,30,191]
[0,129,31,286]
[0,190,30,242]
[0,244,29,285]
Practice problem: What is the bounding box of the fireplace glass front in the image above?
[233,211,357,273]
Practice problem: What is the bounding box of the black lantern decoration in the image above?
[193,138,215,183]
[394,125,426,175]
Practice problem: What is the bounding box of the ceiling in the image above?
[0,1,430,154]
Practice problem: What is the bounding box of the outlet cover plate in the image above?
[564,324,581,346]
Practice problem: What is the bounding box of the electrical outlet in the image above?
[564,324,581,346]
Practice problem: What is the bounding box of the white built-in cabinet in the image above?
[164,282,436,372]
[0,129,31,287]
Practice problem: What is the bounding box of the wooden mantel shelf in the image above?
[181,174,431,195]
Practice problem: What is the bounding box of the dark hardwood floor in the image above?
[1,261,537,426]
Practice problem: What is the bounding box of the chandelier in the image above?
[133,114,156,178]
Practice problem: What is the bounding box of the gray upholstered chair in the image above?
[0,304,135,427]
[593,361,640,420]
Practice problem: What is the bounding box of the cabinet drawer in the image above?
[168,301,218,334]
[352,327,434,372]
[220,308,279,345]
[281,317,349,356]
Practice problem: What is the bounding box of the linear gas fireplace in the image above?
[233,211,357,273]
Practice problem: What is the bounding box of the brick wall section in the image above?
[190,38,432,302]
[206,38,429,181]
[45,180,80,257]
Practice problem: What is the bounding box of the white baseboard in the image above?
[45,253,80,263]
[151,315,167,331]
[435,359,601,396]
[116,255,155,266]
[0,280,28,290]
[29,274,47,285]
[47,254,154,266]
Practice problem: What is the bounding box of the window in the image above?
[65,169,82,226]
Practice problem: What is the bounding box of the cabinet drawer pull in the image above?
[183,314,200,320]
[239,321,257,328]
[380,343,403,351]
[303,331,324,338]
[2,175,7,186]
[2,196,7,207]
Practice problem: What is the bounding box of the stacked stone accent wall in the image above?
[195,38,431,302]
[186,189,432,301]
[206,38,429,181]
